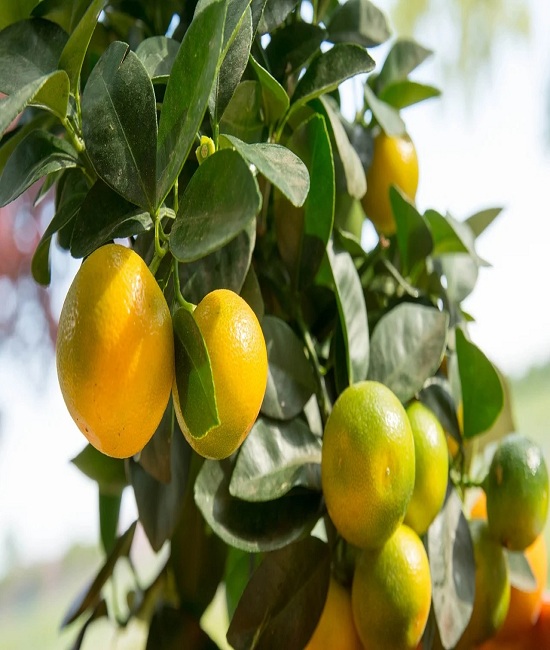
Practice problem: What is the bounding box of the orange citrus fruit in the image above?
[56,244,174,458]
[404,401,449,535]
[305,577,362,650]
[361,131,419,236]
[484,433,549,551]
[352,524,432,650]
[321,380,415,549]
[172,289,268,460]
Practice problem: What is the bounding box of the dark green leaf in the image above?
[466,206,503,238]
[61,521,137,627]
[227,537,330,650]
[368,303,448,403]
[99,491,121,554]
[146,606,217,650]
[391,187,433,274]
[0,129,78,207]
[31,0,90,33]
[250,0,268,34]
[135,36,179,82]
[0,1,38,30]
[0,112,55,175]
[170,149,260,262]
[290,44,374,113]
[82,41,157,211]
[222,134,309,207]
[507,549,537,592]
[419,378,461,446]
[219,80,264,142]
[225,548,262,620]
[138,404,174,484]
[240,265,264,321]
[156,0,226,205]
[71,444,128,495]
[249,55,289,126]
[379,80,441,110]
[257,0,298,34]
[363,83,406,136]
[70,180,153,258]
[455,327,504,439]
[58,0,105,91]
[194,458,324,552]
[376,38,433,93]
[260,316,316,421]
[172,307,219,442]
[230,416,321,502]
[265,23,326,82]
[327,0,391,47]
[428,486,475,650]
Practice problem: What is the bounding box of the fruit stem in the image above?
[172,259,195,313]
[149,211,169,276]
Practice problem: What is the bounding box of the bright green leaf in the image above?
[379,80,441,110]
[376,38,433,93]
[249,55,289,125]
[0,0,39,30]
[466,206,503,238]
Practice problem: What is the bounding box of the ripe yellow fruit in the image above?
[404,401,449,535]
[321,380,415,549]
[352,524,432,650]
[173,289,268,460]
[305,577,362,650]
[361,132,419,236]
[56,244,174,458]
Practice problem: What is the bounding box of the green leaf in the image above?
[225,548,262,620]
[31,0,90,33]
[219,80,264,142]
[455,327,504,439]
[378,80,441,110]
[222,134,309,207]
[327,0,391,47]
[170,149,260,262]
[428,486,475,649]
[82,41,157,211]
[290,44,374,114]
[391,187,433,274]
[0,129,78,207]
[0,112,55,175]
[146,607,216,650]
[58,0,105,91]
[368,303,449,403]
[194,458,324,552]
[363,83,406,137]
[229,416,321,502]
[466,206,503,238]
[138,409,173,485]
[99,491,121,555]
[265,22,326,82]
[439,254,479,303]
[376,38,433,93]
[0,0,38,30]
[71,444,128,496]
[226,537,330,650]
[172,307,219,442]
[257,0,299,34]
[249,55,289,126]
[507,549,537,592]
[260,316,316,421]
[68,600,108,650]
[135,36,179,82]
[419,378,462,446]
[156,0,226,205]
[70,180,153,258]
[425,209,470,257]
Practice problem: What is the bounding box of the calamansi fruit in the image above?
[404,401,449,535]
[56,244,174,458]
[352,524,432,650]
[172,289,268,460]
[361,131,419,236]
[321,380,415,549]
[305,577,362,650]
[484,433,549,551]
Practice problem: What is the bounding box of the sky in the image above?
[1,1,550,574]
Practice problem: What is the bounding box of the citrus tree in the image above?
[0,1,548,649]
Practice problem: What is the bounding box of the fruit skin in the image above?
[56,244,174,458]
[305,577,362,650]
[321,380,415,549]
[173,289,268,460]
[404,401,449,535]
[351,524,432,650]
[478,596,550,649]
[456,519,511,649]
[361,132,419,236]
[485,433,549,551]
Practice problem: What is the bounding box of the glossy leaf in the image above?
[376,38,433,93]
[391,187,433,274]
[379,80,441,110]
[466,206,503,238]
[327,0,391,47]
[419,378,462,446]
[257,0,298,34]
[227,537,330,650]
[368,303,448,403]
[71,444,127,496]
[99,491,121,554]
[249,55,289,126]
[170,149,260,262]
[219,80,264,142]
[455,327,504,439]
[265,23,326,82]
[230,416,322,502]
[138,405,174,484]
[222,134,309,207]
[0,129,78,207]
[82,41,157,211]
[0,112,55,175]
[260,316,316,421]
[156,0,226,205]
[135,36,179,82]
[363,83,406,137]
[194,458,324,552]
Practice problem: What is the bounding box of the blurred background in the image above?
[1,0,550,647]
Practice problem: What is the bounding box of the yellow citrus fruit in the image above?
[404,401,449,535]
[56,244,174,458]
[485,433,549,551]
[352,524,432,650]
[361,132,419,236]
[456,519,510,648]
[321,380,415,549]
[172,289,268,460]
[305,577,362,650]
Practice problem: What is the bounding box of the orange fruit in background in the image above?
[352,524,431,650]
[56,244,174,458]
[361,131,419,236]
[305,577,362,650]
[321,380,415,549]
[173,289,268,460]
